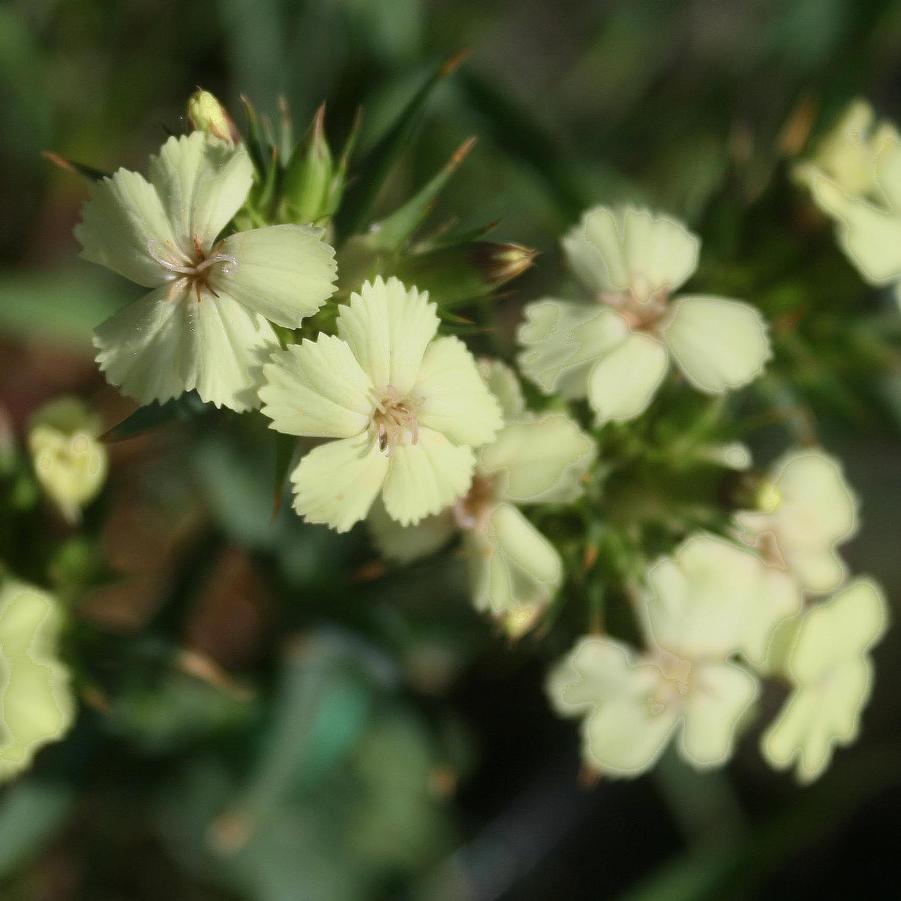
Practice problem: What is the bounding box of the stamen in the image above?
[370,387,419,454]
[146,237,238,301]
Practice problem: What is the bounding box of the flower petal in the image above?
[477,358,525,423]
[741,568,803,669]
[368,499,456,563]
[75,168,176,287]
[189,292,280,412]
[210,224,337,327]
[415,337,502,447]
[0,581,74,780]
[761,659,871,783]
[663,295,771,393]
[148,132,253,250]
[645,533,764,660]
[812,180,901,284]
[260,335,373,438]
[563,205,700,299]
[775,449,858,586]
[586,330,669,424]
[547,636,638,716]
[679,662,759,768]
[465,503,562,621]
[517,299,627,398]
[336,276,439,393]
[291,432,389,533]
[94,285,197,406]
[789,578,888,684]
[477,413,595,504]
[382,427,474,526]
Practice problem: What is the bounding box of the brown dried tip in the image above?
[450,135,478,168]
[312,101,327,136]
[43,151,77,174]
[440,48,472,77]
[176,648,253,702]
[42,151,108,182]
[353,559,386,583]
[779,94,818,158]
[208,811,254,855]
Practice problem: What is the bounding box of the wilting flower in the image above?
[761,578,888,783]
[77,131,337,410]
[517,206,771,424]
[548,534,798,776]
[0,580,75,780]
[370,360,595,636]
[735,449,858,594]
[260,277,502,532]
[27,397,108,524]
[794,99,898,198]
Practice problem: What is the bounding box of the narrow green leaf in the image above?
[42,151,108,182]
[419,217,501,250]
[102,394,209,443]
[368,137,476,251]
[335,50,469,238]
[272,432,298,519]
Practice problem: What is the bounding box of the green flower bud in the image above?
[392,241,536,306]
[282,104,335,223]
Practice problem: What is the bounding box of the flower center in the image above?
[600,283,671,331]
[646,650,694,716]
[453,474,496,531]
[371,387,419,454]
[148,236,238,302]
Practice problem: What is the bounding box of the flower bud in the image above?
[187,89,238,145]
[27,398,108,524]
[393,241,537,306]
[756,480,782,514]
[282,104,335,223]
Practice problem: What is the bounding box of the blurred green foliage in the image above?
[3,1,901,900]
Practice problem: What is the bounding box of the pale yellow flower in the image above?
[370,361,595,636]
[260,277,502,532]
[761,578,888,783]
[77,131,337,410]
[518,206,771,424]
[735,449,858,594]
[794,99,899,198]
[796,102,901,304]
[548,533,800,777]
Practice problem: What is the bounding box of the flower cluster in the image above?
[5,88,890,788]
